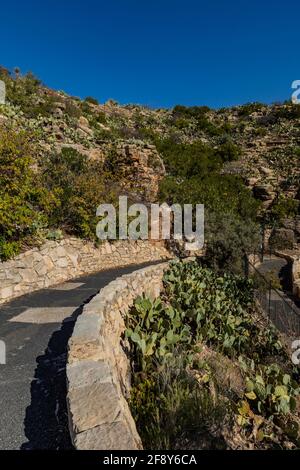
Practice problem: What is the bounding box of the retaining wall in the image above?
[0,238,171,304]
[67,262,171,450]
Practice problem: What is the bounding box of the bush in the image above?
[41,147,117,239]
[204,212,260,274]
[159,174,259,220]
[65,100,81,119]
[0,128,54,260]
[214,141,241,162]
[130,351,228,449]
[269,196,299,222]
[84,96,99,105]
[172,105,210,119]
[156,139,222,178]
[237,102,264,117]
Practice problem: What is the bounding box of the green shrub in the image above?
[269,196,299,222]
[214,141,241,162]
[41,147,117,239]
[159,174,259,221]
[130,352,228,449]
[156,139,222,178]
[172,105,210,119]
[0,238,20,261]
[65,100,81,119]
[0,128,54,260]
[204,212,260,273]
[84,96,99,105]
[237,102,264,117]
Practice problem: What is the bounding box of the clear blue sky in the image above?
[0,0,299,108]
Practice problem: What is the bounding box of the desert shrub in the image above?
[257,105,300,126]
[253,127,267,137]
[172,105,210,119]
[136,127,157,141]
[117,126,141,139]
[27,95,58,118]
[65,99,82,119]
[269,196,299,222]
[214,141,241,162]
[237,102,264,117]
[173,117,190,129]
[0,128,54,260]
[269,229,295,251]
[273,105,300,120]
[0,69,59,118]
[130,352,228,449]
[85,110,107,129]
[41,147,116,239]
[204,212,260,274]
[84,96,99,105]
[157,136,259,272]
[94,111,107,124]
[172,105,221,136]
[156,139,222,178]
[159,174,259,219]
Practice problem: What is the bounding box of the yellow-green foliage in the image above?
[127,261,299,449]
[0,128,54,260]
[41,147,118,239]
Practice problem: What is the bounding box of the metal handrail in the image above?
[248,259,300,318]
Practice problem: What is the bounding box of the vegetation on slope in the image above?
[126,260,300,449]
[0,66,299,263]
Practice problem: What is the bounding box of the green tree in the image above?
[0,129,52,260]
[41,147,117,239]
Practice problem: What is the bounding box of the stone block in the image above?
[69,313,104,360]
[0,286,14,300]
[73,420,142,450]
[67,360,123,433]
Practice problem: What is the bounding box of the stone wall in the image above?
[0,238,171,304]
[67,262,170,450]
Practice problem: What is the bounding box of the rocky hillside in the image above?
[0,67,299,262]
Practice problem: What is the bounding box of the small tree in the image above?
[204,212,260,274]
[0,129,52,260]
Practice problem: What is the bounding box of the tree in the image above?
[0,129,52,260]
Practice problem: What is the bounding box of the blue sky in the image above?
[0,0,299,108]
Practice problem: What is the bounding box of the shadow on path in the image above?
[19,262,160,449]
[20,301,91,449]
[278,261,293,293]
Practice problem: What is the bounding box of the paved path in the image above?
[256,256,300,336]
[0,263,155,450]
[256,255,291,291]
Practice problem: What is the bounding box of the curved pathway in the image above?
[0,263,156,450]
[256,255,300,335]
